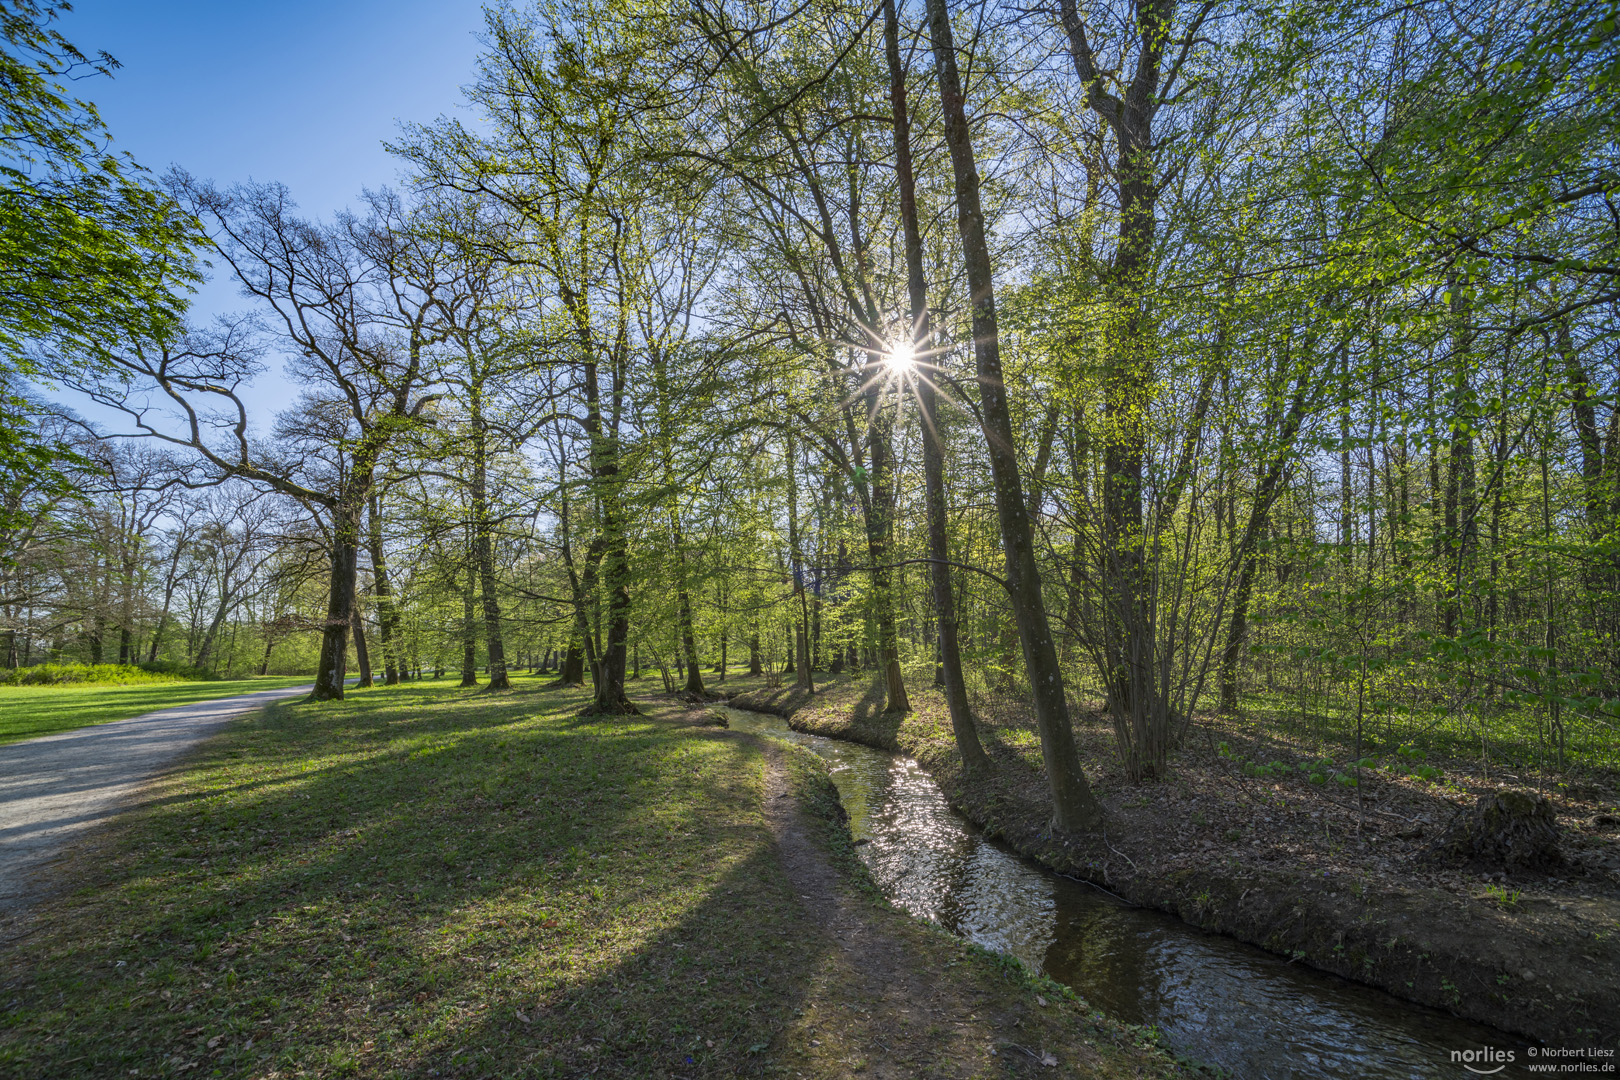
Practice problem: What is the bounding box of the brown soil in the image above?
[730,677,1620,1049]
[747,735,1187,1078]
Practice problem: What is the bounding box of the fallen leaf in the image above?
[515,1010,532,1025]
[1041,1050,1058,1067]
[207,1035,224,1049]
[1035,995,1048,1007]
[541,919,560,929]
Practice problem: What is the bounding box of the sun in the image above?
[886,340,916,373]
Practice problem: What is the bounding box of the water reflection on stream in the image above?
[720,706,1536,1079]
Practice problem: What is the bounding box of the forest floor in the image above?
[0,676,317,744]
[0,676,1188,1079]
[728,672,1620,1048]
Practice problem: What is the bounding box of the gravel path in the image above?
[0,683,313,924]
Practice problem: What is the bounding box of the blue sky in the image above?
[55,1,489,419]
[65,0,486,220]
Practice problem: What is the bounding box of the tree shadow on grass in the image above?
[0,683,832,1079]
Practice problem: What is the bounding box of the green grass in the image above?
[0,681,819,1078]
[0,675,316,745]
[0,678,1179,1079]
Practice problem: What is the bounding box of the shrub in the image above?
[0,662,213,687]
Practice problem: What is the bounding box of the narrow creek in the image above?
[720,705,1538,1079]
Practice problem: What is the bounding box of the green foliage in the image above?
[0,0,198,367]
[1483,883,1522,908]
[0,661,203,686]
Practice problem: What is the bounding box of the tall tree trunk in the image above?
[559,636,585,685]
[886,0,988,772]
[785,428,814,693]
[367,495,400,685]
[926,0,1102,829]
[117,556,136,665]
[1555,317,1619,674]
[459,540,479,688]
[716,583,728,680]
[470,399,510,690]
[147,538,184,663]
[1442,280,1477,637]
[312,501,361,701]
[1219,382,1310,713]
[572,302,636,715]
[352,605,373,688]
[677,543,705,694]
[1058,0,1168,778]
[847,403,907,709]
[1061,411,1090,661]
[553,462,590,688]
[146,610,169,663]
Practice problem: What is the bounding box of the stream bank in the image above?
[727,678,1620,1048]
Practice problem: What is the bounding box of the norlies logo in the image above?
[1453,1047,1517,1075]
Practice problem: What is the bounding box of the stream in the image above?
[719,705,1538,1079]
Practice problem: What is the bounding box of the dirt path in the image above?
[0,683,313,931]
[758,742,1165,1078]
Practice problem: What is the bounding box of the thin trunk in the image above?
[886,0,986,771]
[1220,383,1310,713]
[926,0,1101,829]
[554,470,589,688]
[146,540,183,664]
[678,546,704,694]
[117,556,136,665]
[1557,318,1606,527]
[460,541,479,688]
[352,605,373,688]
[367,495,400,685]
[786,428,814,694]
[1443,281,1477,637]
[716,585,728,681]
[470,397,510,690]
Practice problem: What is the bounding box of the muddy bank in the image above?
[726,679,1620,1048]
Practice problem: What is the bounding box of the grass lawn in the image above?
[0,678,1178,1079]
[0,676,317,746]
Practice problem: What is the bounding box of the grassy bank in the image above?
[0,678,1183,1078]
[730,674,1620,1047]
[0,675,318,745]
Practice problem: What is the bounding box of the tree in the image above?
[925,0,1104,830]
[75,184,446,699]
